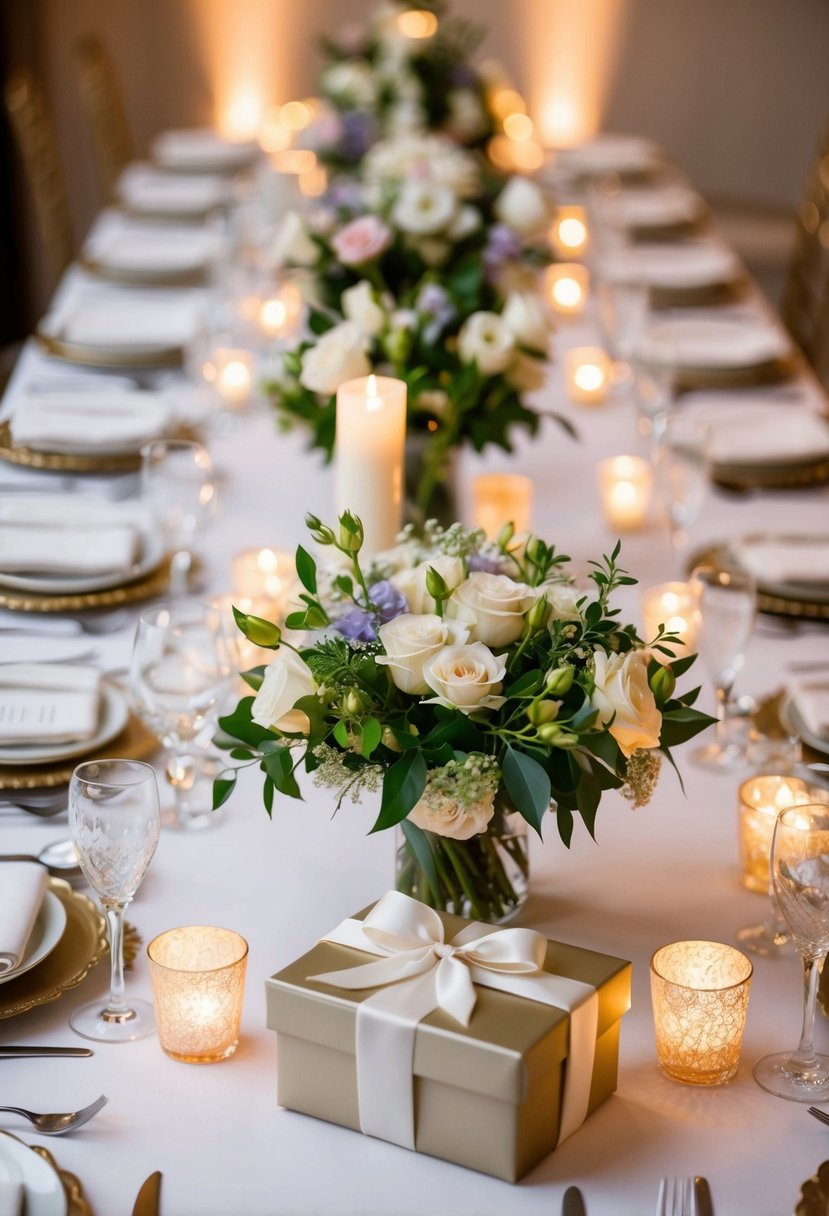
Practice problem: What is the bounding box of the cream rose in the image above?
[408,786,495,840]
[392,180,457,236]
[342,280,387,337]
[540,581,582,621]
[494,176,551,239]
[423,642,507,714]
[376,614,469,694]
[269,211,318,268]
[449,571,538,648]
[457,311,516,375]
[502,292,553,354]
[390,555,464,614]
[299,322,371,395]
[591,649,662,758]
[251,648,316,734]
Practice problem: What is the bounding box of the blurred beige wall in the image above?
[4,0,828,317]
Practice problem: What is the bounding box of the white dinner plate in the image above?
[0,528,165,595]
[727,533,829,604]
[0,680,129,766]
[151,128,260,173]
[35,295,203,369]
[614,185,705,229]
[638,317,791,370]
[601,243,739,290]
[0,1133,67,1216]
[780,696,829,758]
[553,133,660,176]
[0,892,67,987]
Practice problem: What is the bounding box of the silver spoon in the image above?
[0,1093,107,1135]
[0,839,82,882]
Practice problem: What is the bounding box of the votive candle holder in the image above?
[737,774,822,893]
[472,473,533,539]
[597,455,652,531]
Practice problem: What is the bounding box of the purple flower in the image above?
[483,223,523,279]
[334,608,377,643]
[339,111,378,163]
[416,283,456,343]
[368,580,408,623]
[448,65,477,89]
[467,552,507,575]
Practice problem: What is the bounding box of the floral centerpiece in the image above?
[267,161,565,516]
[303,0,514,168]
[214,512,714,923]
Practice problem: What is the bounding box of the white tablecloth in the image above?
[0,246,828,1216]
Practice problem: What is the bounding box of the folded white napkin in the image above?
[0,1180,23,1216]
[602,242,739,289]
[91,229,220,275]
[0,861,48,974]
[117,164,230,214]
[555,134,659,175]
[731,537,829,585]
[639,319,790,369]
[9,389,172,453]
[791,682,829,740]
[0,494,143,576]
[152,128,259,171]
[707,409,829,464]
[45,295,202,350]
[614,185,704,228]
[0,663,101,745]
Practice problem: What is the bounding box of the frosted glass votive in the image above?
[565,346,611,405]
[544,263,589,316]
[472,473,533,539]
[597,455,652,531]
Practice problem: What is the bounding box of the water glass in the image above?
[595,275,650,372]
[651,415,710,559]
[691,565,756,769]
[141,439,216,597]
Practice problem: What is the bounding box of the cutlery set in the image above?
[560,1176,714,1215]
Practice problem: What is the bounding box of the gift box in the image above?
[266,893,630,1182]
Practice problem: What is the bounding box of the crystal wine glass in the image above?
[691,565,756,770]
[595,274,650,385]
[69,759,160,1042]
[140,439,216,597]
[754,804,829,1101]
[651,415,710,561]
[129,602,234,831]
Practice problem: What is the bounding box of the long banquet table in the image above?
[1,173,829,1216]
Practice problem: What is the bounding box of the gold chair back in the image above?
[4,68,73,278]
[780,122,829,370]
[74,33,133,199]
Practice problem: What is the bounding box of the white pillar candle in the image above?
[641,581,697,658]
[597,455,652,531]
[335,374,406,555]
[550,205,589,259]
[545,263,589,316]
[565,346,611,405]
[213,348,253,410]
[472,473,533,539]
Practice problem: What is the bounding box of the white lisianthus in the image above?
[447,205,481,242]
[502,292,553,353]
[377,614,469,694]
[390,555,464,614]
[251,648,316,734]
[342,281,387,337]
[269,211,318,268]
[392,180,458,236]
[363,135,480,198]
[408,786,495,840]
[422,642,507,714]
[457,312,516,375]
[322,60,376,107]
[494,176,551,239]
[449,572,538,648]
[299,322,371,395]
[506,351,546,392]
[591,649,662,758]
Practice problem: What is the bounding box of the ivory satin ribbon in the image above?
[310,891,599,1151]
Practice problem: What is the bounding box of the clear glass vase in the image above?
[404,431,458,530]
[395,795,530,924]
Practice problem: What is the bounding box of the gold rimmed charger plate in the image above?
[795,1160,829,1216]
[0,559,170,613]
[31,1144,93,1216]
[0,877,107,1020]
[752,690,824,764]
[0,419,203,473]
[688,541,829,620]
[78,253,209,289]
[650,275,747,311]
[712,452,829,491]
[35,329,183,370]
[674,352,800,392]
[0,711,158,790]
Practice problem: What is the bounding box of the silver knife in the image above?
[561,1185,587,1216]
[0,1046,93,1058]
[695,1176,714,1216]
[132,1171,162,1216]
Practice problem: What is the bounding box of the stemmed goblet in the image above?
[141,439,216,598]
[129,602,234,831]
[651,414,710,563]
[69,759,160,1042]
[754,804,829,1101]
[690,565,756,770]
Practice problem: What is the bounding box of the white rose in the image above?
[540,581,582,621]
[376,614,469,694]
[342,280,387,337]
[251,648,316,734]
[392,180,458,236]
[457,312,516,375]
[591,649,662,758]
[269,211,318,269]
[299,322,371,395]
[502,292,553,353]
[390,555,464,614]
[494,176,551,239]
[408,786,495,841]
[423,642,507,714]
[449,571,537,648]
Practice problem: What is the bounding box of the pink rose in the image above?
[331,215,392,266]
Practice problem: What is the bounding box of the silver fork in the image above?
[657,1176,695,1216]
[809,1105,829,1127]
[0,1093,107,1135]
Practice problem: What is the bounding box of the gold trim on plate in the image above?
[0,419,204,474]
[78,252,208,288]
[688,541,829,621]
[0,560,170,613]
[795,1160,829,1216]
[0,711,158,789]
[35,329,183,369]
[31,1144,94,1216]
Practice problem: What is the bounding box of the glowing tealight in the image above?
[564,346,610,405]
[395,9,438,38]
[545,264,589,316]
[597,455,652,531]
[503,112,535,141]
[550,205,589,258]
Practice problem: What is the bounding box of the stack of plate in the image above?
[36,291,205,369]
[600,242,742,306]
[81,215,224,287]
[638,317,797,390]
[0,1130,92,1214]
[686,401,829,489]
[116,162,233,221]
[151,127,260,174]
[550,133,662,180]
[690,533,829,621]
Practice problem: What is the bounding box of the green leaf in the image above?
[668,653,698,678]
[333,721,351,748]
[361,717,382,758]
[218,697,276,748]
[263,746,302,798]
[371,751,427,833]
[505,669,543,699]
[556,803,574,848]
[659,707,717,748]
[229,747,256,761]
[295,545,317,594]
[241,665,266,692]
[502,745,551,837]
[263,776,275,817]
[212,774,236,810]
[400,819,441,898]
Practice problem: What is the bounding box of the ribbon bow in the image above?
[309,891,599,1152]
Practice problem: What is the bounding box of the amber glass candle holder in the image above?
[148,926,248,1063]
[650,940,752,1085]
